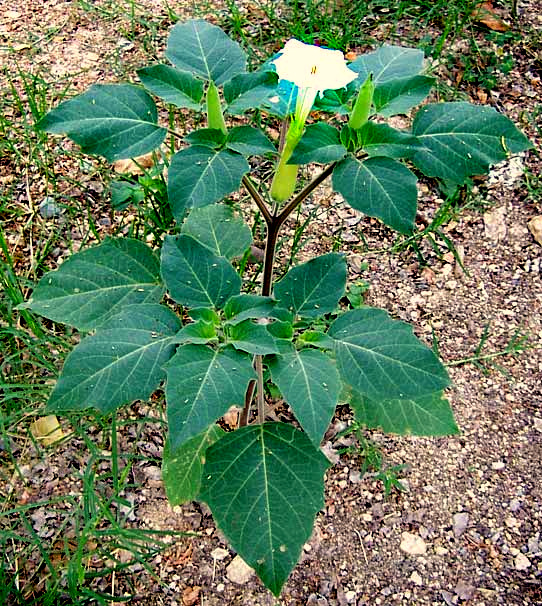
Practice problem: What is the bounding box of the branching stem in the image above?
[239,162,337,426]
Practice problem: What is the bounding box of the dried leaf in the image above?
[472,1,510,31]
[182,585,201,606]
[30,415,64,446]
[113,152,156,174]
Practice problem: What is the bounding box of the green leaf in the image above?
[109,181,145,210]
[188,307,220,324]
[173,320,217,345]
[181,204,252,260]
[373,75,434,117]
[166,19,246,85]
[47,304,180,413]
[349,45,425,85]
[229,320,279,355]
[274,253,347,318]
[313,84,357,114]
[332,155,418,234]
[162,425,225,505]
[289,123,346,165]
[166,344,254,449]
[37,84,166,161]
[224,71,279,114]
[356,122,422,159]
[411,102,533,184]
[329,308,450,400]
[200,423,330,596]
[184,128,226,148]
[268,343,340,447]
[226,126,277,156]
[348,389,459,436]
[21,238,163,331]
[137,64,204,109]
[224,294,277,325]
[168,146,249,220]
[296,330,335,350]
[161,234,241,309]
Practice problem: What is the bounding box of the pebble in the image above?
[226,555,254,584]
[410,571,423,586]
[210,547,229,561]
[528,215,542,246]
[515,553,531,570]
[39,196,63,218]
[400,532,427,555]
[491,461,506,470]
[534,417,542,432]
[453,512,470,537]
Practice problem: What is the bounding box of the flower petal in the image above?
[273,39,357,93]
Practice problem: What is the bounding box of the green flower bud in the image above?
[348,73,374,130]
[206,81,227,136]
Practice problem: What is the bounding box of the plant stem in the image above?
[255,355,265,423]
[240,162,337,426]
[242,176,272,225]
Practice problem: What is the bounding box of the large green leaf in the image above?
[224,71,278,114]
[228,320,279,355]
[137,64,204,109]
[161,234,241,309]
[166,344,254,449]
[47,304,180,413]
[332,155,418,234]
[168,146,249,220]
[289,123,346,165]
[349,45,425,85]
[37,84,166,161]
[329,308,450,400]
[373,75,434,117]
[21,238,163,331]
[165,19,246,85]
[348,389,458,436]
[357,122,422,159]
[181,204,252,260]
[200,423,330,596]
[223,294,277,325]
[273,253,346,318]
[226,126,277,156]
[268,343,340,447]
[162,425,225,505]
[411,102,533,184]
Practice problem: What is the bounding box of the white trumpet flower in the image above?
[273,39,357,126]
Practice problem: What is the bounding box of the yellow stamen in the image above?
[311,65,317,75]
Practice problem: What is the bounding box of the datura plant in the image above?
[22,20,531,595]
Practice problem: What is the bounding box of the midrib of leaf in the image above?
[194,24,212,81]
[294,263,337,313]
[338,339,439,382]
[260,426,276,583]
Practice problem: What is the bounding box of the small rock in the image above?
[453,512,470,537]
[528,536,540,553]
[528,216,542,246]
[455,579,475,600]
[515,553,531,571]
[400,532,427,555]
[226,555,254,584]
[440,590,456,605]
[211,547,229,561]
[492,461,506,470]
[534,417,542,432]
[410,571,423,586]
[39,196,63,218]
[435,546,448,556]
[484,207,507,242]
[307,594,328,606]
[510,499,522,513]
